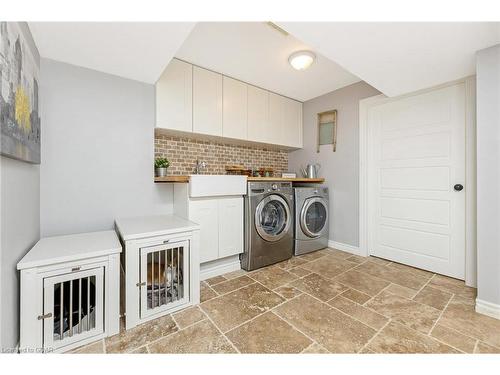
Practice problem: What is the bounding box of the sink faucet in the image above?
[194,159,207,174]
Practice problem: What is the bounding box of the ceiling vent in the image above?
[266,22,289,36]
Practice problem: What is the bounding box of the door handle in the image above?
[454,184,464,192]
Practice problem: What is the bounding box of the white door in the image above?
[223,76,248,140]
[189,199,219,263]
[193,66,223,136]
[156,59,193,132]
[367,83,466,279]
[218,197,244,258]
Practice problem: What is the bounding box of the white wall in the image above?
[289,82,380,247]
[476,44,500,307]
[40,59,173,237]
[0,22,40,351]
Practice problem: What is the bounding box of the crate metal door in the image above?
[140,240,189,319]
[43,268,104,351]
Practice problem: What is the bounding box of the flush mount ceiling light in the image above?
[288,50,316,71]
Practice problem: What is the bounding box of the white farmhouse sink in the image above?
[188,175,247,198]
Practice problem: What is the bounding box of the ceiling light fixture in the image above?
[288,51,316,71]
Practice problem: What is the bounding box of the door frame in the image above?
[359,76,477,286]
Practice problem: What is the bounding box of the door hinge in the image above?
[37,313,52,320]
[136,282,146,287]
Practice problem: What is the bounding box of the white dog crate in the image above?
[115,214,200,330]
[17,231,121,353]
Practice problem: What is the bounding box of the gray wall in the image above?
[289,81,380,247]
[0,22,40,350]
[476,44,500,306]
[40,59,173,237]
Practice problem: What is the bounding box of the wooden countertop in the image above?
[154,176,324,183]
[155,175,190,183]
[247,177,324,183]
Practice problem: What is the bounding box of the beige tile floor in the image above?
[71,248,500,354]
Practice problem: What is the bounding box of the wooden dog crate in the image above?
[115,215,200,330]
[17,231,121,353]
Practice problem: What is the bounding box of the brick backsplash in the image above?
[155,134,289,176]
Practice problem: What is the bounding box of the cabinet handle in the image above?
[71,267,81,272]
[163,240,170,244]
[37,313,52,320]
[136,282,146,287]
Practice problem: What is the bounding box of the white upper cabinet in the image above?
[156,59,193,132]
[156,59,302,148]
[283,97,303,148]
[269,94,303,148]
[268,92,285,145]
[222,77,247,140]
[193,66,223,136]
[247,85,269,143]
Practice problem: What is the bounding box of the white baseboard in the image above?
[200,255,241,281]
[328,240,365,257]
[475,299,500,320]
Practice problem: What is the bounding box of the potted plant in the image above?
[154,157,170,177]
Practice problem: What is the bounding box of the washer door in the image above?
[300,197,328,238]
[255,194,291,242]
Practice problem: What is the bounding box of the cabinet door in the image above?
[218,197,244,258]
[193,66,223,136]
[283,98,303,148]
[223,77,248,140]
[247,85,269,143]
[156,59,193,132]
[189,199,219,263]
[268,92,285,145]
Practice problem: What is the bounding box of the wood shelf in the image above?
[154,176,324,184]
[154,176,190,183]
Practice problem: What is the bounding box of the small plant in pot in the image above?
[155,157,170,177]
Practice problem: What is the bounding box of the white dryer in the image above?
[294,186,329,255]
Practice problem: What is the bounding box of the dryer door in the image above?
[300,197,328,238]
[255,194,291,242]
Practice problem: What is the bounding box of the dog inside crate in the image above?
[146,247,184,309]
[53,277,96,340]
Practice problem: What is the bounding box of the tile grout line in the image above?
[472,339,479,354]
[220,279,302,334]
[212,276,328,353]
[283,285,381,342]
[147,316,210,349]
[197,304,241,354]
[427,290,455,336]
[357,319,392,353]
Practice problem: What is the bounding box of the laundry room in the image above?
[2,3,500,366]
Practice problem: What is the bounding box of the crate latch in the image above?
[37,313,53,320]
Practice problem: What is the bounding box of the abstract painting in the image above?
[0,22,40,164]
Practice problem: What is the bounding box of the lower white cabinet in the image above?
[189,199,219,262]
[174,184,244,264]
[218,197,244,258]
[17,231,121,353]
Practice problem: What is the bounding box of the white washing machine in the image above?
[294,186,329,255]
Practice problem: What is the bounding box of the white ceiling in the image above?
[28,22,195,83]
[278,22,500,97]
[175,22,361,101]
